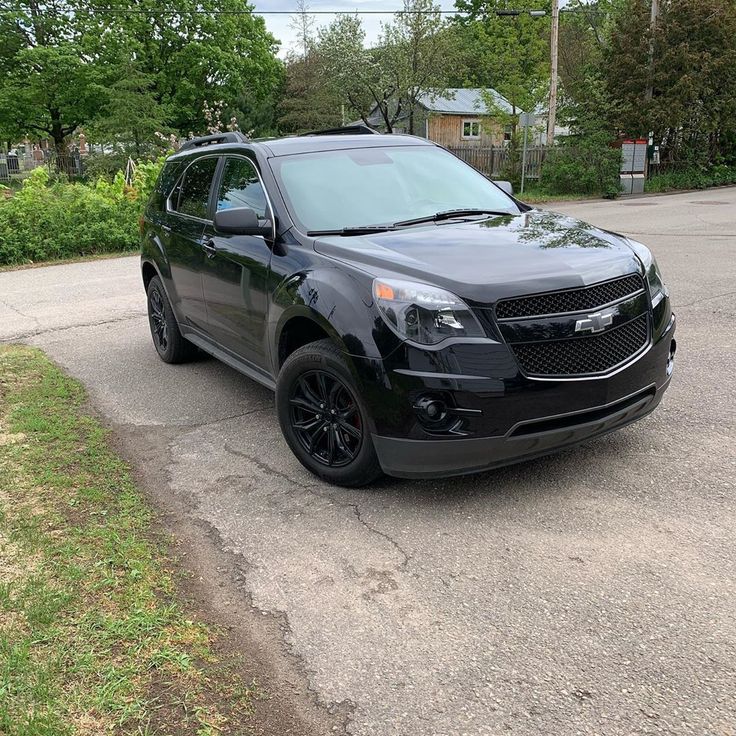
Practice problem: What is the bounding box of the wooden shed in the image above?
[367,89,518,148]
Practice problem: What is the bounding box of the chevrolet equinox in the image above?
[140,128,676,486]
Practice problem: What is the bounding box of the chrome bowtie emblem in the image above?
[575,309,614,334]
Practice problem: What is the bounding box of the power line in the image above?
[0,6,545,15]
[0,5,601,16]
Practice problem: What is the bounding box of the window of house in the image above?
[504,125,513,142]
[216,156,268,218]
[462,120,481,139]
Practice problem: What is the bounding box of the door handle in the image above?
[202,239,217,258]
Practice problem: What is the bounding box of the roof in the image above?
[260,133,430,157]
[169,133,432,161]
[417,88,516,115]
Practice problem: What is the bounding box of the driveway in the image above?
[2,188,735,735]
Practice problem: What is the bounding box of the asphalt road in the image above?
[2,188,735,735]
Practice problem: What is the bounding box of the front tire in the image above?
[276,339,383,487]
[146,276,198,364]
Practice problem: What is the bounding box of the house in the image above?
[366,88,520,148]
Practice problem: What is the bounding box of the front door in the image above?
[201,155,273,370]
[165,156,219,331]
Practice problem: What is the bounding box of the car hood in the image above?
[313,210,643,304]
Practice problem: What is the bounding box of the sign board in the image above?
[519,113,534,128]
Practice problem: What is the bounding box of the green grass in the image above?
[0,346,257,734]
[517,186,603,204]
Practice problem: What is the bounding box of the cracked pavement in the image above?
[1,188,735,735]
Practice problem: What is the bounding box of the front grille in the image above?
[511,315,649,377]
[496,274,645,320]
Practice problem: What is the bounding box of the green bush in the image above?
[646,164,736,193]
[0,159,163,266]
[542,136,622,198]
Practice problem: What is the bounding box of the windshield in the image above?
[270,145,520,233]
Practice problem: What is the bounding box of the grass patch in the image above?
[0,345,257,734]
[518,187,602,204]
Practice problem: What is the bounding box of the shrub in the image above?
[646,164,736,193]
[542,135,622,198]
[0,159,164,266]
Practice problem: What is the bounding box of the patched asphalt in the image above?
[1,188,734,735]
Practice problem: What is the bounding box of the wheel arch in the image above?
[274,308,348,371]
[270,267,388,375]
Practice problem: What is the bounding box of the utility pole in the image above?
[645,0,660,101]
[546,0,560,147]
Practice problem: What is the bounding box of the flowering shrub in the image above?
[0,159,164,266]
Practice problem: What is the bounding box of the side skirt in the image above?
[180,326,277,392]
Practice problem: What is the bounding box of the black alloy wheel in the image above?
[276,339,382,487]
[289,370,363,467]
[149,287,169,353]
[146,275,198,364]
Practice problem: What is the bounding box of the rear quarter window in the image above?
[148,160,186,211]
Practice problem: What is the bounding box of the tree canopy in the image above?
[0,0,282,153]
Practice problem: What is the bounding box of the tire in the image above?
[146,276,198,364]
[276,339,383,487]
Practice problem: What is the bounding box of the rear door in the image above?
[200,154,273,370]
[165,156,219,332]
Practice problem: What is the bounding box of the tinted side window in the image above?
[150,160,185,210]
[216,157,268,218]
[173,157,218,219]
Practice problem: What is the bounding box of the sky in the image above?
[253,0,572,58]
[252,0,461,56]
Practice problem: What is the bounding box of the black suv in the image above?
[141,128,676,486]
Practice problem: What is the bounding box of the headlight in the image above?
[626,239,668,300]
[373,278,485,345]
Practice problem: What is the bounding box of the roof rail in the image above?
[300,124,380,137]
[179,131,249,151]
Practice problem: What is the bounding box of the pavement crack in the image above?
[0,296,41,330]
[221,443,412,570]
[349,503,411,571]
[1,310,146,342]
[675,289,736,309]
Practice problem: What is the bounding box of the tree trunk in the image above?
[50,111,68,159]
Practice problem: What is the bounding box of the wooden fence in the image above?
[448,145,548,180]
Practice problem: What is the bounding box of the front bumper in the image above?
[366,314,676,479]
[372,381,666,478]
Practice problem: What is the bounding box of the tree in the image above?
[0,0,282,153]
[278,51,343,134]
[289,0,316,59]
[378,0,456,134]
[86,0,282,136]
[450,0,550,123]
[278,0,342,134]
[0,2,109,155]
[86,64,172,156]
[317,1,453,134]
[318,15,387,128]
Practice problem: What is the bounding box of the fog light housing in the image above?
[666,339,677,377]
[414,395,448,425]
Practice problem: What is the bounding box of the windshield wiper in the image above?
[307,225,397,237]
[394,208,514,228]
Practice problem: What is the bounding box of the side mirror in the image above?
[214,207,272,237]
[494,180,514,196]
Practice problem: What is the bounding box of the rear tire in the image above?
[276,339,383,487]
[146,276,198,364]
